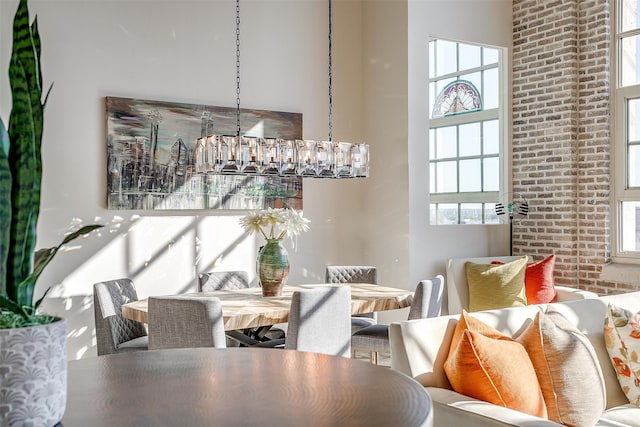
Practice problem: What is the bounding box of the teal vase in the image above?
[258,239,290,297]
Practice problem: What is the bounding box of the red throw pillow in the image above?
[525,255,556,304]
[492,255,556,305]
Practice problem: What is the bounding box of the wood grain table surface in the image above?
[122,283,414,330]
[61,348,432,427]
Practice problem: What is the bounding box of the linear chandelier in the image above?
[193,0,369,179]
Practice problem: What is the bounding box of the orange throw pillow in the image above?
[444,311,548,419]
[493,255,556,304]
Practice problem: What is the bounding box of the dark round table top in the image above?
[61,348,432,427]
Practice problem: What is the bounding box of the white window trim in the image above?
[611,0,640,262]
[427,38,508,225]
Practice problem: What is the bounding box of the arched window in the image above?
[432,80,482,118]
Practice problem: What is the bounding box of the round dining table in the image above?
[61,347,432,426]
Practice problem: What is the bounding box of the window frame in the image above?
[612,0,640,261]
[428,37,508,225]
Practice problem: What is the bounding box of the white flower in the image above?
[280,209,311,238]
[240,208,310,241]
[239,210,268,238]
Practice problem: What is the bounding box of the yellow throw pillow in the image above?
[444,311,548,419]
[516,307,606,426]
[466,256,528,312]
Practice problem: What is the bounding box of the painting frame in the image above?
[106,96,303,211]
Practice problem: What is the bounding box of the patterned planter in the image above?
[257,239,290,297]
[0,319,67,426]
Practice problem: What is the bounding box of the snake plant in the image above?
[0,0,101,328]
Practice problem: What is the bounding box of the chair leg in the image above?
[352,348,380,364]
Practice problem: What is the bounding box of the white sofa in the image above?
[445,256,599,315]
[389,292,640,426]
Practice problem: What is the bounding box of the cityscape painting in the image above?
[106,96,304,210]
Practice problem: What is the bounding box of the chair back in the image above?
[148,295,226,350]
[408,275,444,320]
[325,266,377,284]
[93,279,148,356]
[199,271,250,292]
[286,286,351,357]
[325,266,377,322]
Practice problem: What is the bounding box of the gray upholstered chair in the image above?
[198,271,250,292]
[255,286,352,357]
[198,271,285,344]
[93,279,148,356]
[351,275,444,364]
[325,265,377,333]
[147,295,227,350]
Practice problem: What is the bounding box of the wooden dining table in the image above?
[122,283,413,330]
[61,348,433,426]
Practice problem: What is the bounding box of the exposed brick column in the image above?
[576,0,613,293]
[512,0,614,293]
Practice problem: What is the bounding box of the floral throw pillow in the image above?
[604,303,640,406]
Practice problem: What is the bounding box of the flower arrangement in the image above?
[240,207,310,241]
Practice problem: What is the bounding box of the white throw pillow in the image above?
[604,303,640,406]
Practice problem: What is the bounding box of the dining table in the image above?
[60,347,433,427]
[122,282,414,330]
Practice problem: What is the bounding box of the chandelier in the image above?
[193,0,369,179]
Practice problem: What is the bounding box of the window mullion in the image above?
[429,64,498,83]
[430,108,499,128]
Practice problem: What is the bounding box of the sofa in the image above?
[389,292,640,426]
[445,256,599,315]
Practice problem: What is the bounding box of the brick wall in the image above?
[512,0,623,294]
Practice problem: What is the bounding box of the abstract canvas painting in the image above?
[106,96,303,210]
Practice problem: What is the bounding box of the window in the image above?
[614,0,640,257]
[428,39,505,224]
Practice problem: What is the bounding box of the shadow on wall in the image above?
[43,295,95,360]
[37,213,261,359]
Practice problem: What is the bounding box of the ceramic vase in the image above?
[0,318,67,426]
[258,239,290,297]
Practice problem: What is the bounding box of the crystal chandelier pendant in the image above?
[261,138,280,175]
[191,0,369,180]
[240,136,260,174]
[317,141,334,177]
[219,135,239,174]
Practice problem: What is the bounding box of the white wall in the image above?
[0,0,513,357]
[407,0,513,296]
[365,0,513,323]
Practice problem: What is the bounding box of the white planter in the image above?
[0,319,67,426]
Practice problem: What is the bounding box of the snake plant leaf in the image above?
[0,118,8,157]
[0,295,24,317]
[7,58,38,301]
[0,119,10,298]
[32,285,51,313]
[7,0,45,299]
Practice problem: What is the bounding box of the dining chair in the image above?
[147,295,227,350]
[351,275,444,364]
[198,271,250,292]
[325,265,378,333]
[255,286,352,357]
[198,270,285,344]
[93,279,149,356]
